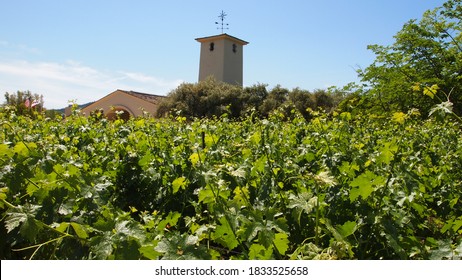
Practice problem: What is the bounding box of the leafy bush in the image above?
[156,78,342,120]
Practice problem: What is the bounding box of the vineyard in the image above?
[1,108,462,260]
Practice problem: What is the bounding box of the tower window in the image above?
[209,42,214,51]
[232,44,237,53]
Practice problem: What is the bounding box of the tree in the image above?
[156,78,246,119]
[241,83,269,116]
[288,88,315,119]
[356,0,462,116]
[3,90,44,116]
[157,78,344,119]
[157,78,270,119]
[258,85,289,117]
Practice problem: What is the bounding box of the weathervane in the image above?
[215,10,229,33]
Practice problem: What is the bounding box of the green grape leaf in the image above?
[90,233,113,259]
[198,186,215,204]
[138,152,152,167]
[58,199,75,216]
[258,228,275,249]
[4,211,27,233]
[430,240,461,260]
[139,243,162,260]
[172,176,187,194]
[339,161,360,178]
[288,191,317,225]
[54,222,70,233]
[157,211,181,232]
[0,144,13,158]
[71,222,89,239]
[4,204,41,233]
[189,152,200,166]
[249,243,273,260]
[13,142,37,157]
[213,216,239,250]
[273,232,289,255]
[377,140,398,165]
[336,220,358,238]
[155,232,209,260]
[349,171,386,201]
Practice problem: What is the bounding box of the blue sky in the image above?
[0,0,446,109]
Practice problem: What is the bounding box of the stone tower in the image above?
[195,33,249,86]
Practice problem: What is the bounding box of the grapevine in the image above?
[1,108,461,259]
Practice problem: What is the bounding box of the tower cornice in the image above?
[195,33,249,45]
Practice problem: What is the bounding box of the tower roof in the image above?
[195,33,249,45]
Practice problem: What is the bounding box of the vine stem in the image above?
[1,198,75,239]
[1,198,16,209]
[12,236,66,260]
[12,236,65,251]
[314,183,320,247]
[2,197,76,260]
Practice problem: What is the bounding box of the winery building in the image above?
[76,30,248,119]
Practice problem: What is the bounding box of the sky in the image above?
[0,0,447,109]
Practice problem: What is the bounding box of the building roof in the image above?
[121,90,166,105]
[78,89,165,112]
[75,89,166,118]
[195,33,249,45]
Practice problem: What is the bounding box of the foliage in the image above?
[1,108,461,260]
[349,0,461,117]
[156,78,344,120]
[3,90,45,117]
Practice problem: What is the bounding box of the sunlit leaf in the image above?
[288,191,317,225]
[429,101,453,117]
[273,232,290,255]
[90,233,113,259]
[71,222,89,239]
[198,187,215,204]
[430,240,462,260]
[0,144,13,158]
[336,220,358,238]
[349,171,386,201]
[213,216,239,250]
[392,112,406,124]
[13,142,36,157]
[139,243,162,260]
[4,204,41,233]
[172,176,188,194]
[314,170,336,186]
[189,153,200,166]
[249,243,272,260]
[377,140,398,165]
[157,211,181,232]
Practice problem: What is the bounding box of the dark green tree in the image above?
[157,79,343,119]
[241,83,269,116]
[156,78,245,119]
[313,89,335,112]
[288,88,315,119]
[258,85,289,117]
